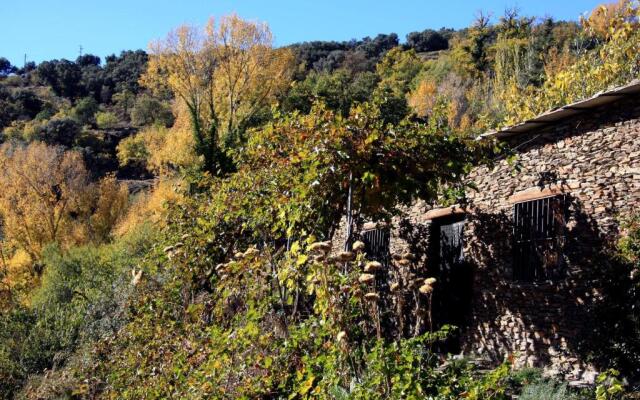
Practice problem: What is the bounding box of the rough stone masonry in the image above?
[337,92,640,383]
[427,94,640,382]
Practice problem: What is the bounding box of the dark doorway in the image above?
[429,214,473,352]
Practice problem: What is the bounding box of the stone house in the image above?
[346,80,640,382]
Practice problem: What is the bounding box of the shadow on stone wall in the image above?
[397,217,430,264]
[462,196,640,381]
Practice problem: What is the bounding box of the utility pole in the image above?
[23,54,27,70]
[79,45,83,57]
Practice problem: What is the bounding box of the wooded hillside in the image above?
[1,2,639,399]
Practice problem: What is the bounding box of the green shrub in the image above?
[71,97,99,126]
[19,305,81,372]
[620,214,640,278]
[0,224,158,398]
[510,367,543,386]
[129,95,174,127]
[40,117,81,147]
[0,308,33,397]
[95,110,119,129]
[463,363,511,400]
[34,103,56,121]
[75,230,510,399]
[33,223,158,340]
[519,380,580,400]
[595,369,626,400]
[0,306,79,398]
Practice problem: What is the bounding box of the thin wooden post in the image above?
[344,171,353,251]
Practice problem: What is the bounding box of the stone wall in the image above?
[454,95,640,382]
[335,95,640,383]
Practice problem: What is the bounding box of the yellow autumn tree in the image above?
[0,142,130,264]
[586,0,637,39]
[499,0,640,127]
[407,78,438,118]
[375,47,424,96]
[114,179,184,237]
[0,142,91,262]
[141,14,294,174]
[117,103,200,174]
[89,174,130,243]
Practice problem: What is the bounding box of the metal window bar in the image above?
[438,220,465,271]
[513,195,566,281]
[361,228,391,267]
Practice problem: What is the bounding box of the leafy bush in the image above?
[406,29,449,52]
[0,308,33,396]
[71,97,99,126]
[34,103,56,121]
[33,223,157,338]
[620,214,640,275]
[75,223,512,399]
[40,117,81,147]
[595,369,626,400]
[509,367,543,387]
[519,380,580,400]
[0,305,83,399]
[95,110,119,129]
[129,95,174,127]
[0,224,158,399]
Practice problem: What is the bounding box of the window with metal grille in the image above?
[361,227,390,266]
[512,195,566,282]
[429,215,466,273]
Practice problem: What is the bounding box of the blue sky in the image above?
[1,0,602,66]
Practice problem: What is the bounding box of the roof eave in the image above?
[478,79,640,140]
